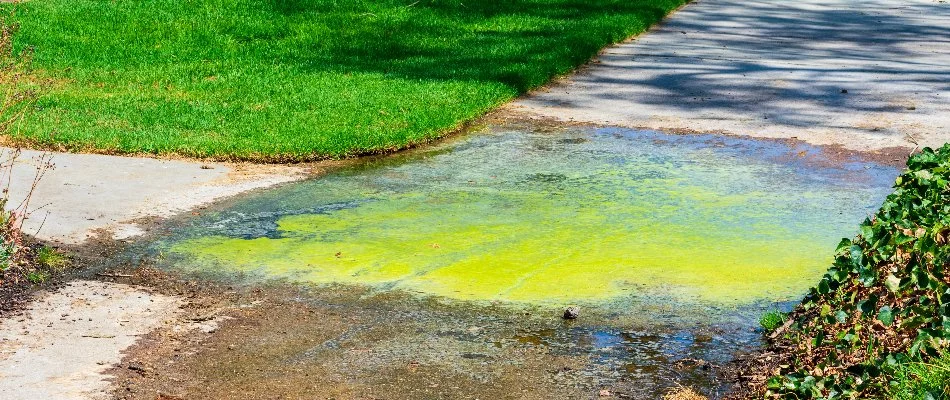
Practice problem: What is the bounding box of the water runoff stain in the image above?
[139,123,899,397]
[161,124,896,309]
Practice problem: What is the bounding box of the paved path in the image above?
[512,0,950,151]
[0,281,181,400]
[3,149,305,245]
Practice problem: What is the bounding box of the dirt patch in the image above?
[104,270,589,400]
[78,263,729,400]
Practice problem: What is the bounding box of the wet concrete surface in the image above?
[153,121,897,308]
[105,273,746,400]
[100,120,903,399]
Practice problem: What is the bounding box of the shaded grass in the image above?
[2,0,685,161]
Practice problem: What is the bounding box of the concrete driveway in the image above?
[512,0,950,151]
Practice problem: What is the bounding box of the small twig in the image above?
[30,208,50,238]
[189,314,217,322]
[769,317,796,340]
[97,272,134,278]
[904,132,920,147]
[81,333,116,338]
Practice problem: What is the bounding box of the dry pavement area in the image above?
[512,0,950,152]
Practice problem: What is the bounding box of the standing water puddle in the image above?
[138,123,899,397]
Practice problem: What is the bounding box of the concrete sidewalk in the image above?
[2,149,305,245]
[512,0,950,151]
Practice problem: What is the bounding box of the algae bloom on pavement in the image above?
[2,0,685,161]
[160,124,898,309]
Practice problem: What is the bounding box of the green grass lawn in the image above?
[3,0,684,161]
[892,352,950,400]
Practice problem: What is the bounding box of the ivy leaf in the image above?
[878,306,894,326]
[901,315,928,331]
[850,245,864,268]
[835,310,849,324]
[885,274,901,293]
[860,224,874,241]
[914,267,931,289]
[860,295,878,316]
[831,267,849,283]
[818,279,830,294]
[895,232,915,245]
[859,267,877,286]
[835,238,852,253]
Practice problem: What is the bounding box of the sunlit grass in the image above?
[891,352,950,400]
[2,0,684,161]
[36,246,69,270]
[759,310,787,332]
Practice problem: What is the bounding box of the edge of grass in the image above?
[0,0,690,163]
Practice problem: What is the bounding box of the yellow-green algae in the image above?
[166,127,897,305]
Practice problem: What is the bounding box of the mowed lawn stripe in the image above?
[4,0,685,161]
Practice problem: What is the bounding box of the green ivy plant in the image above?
[764,144,950,399]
